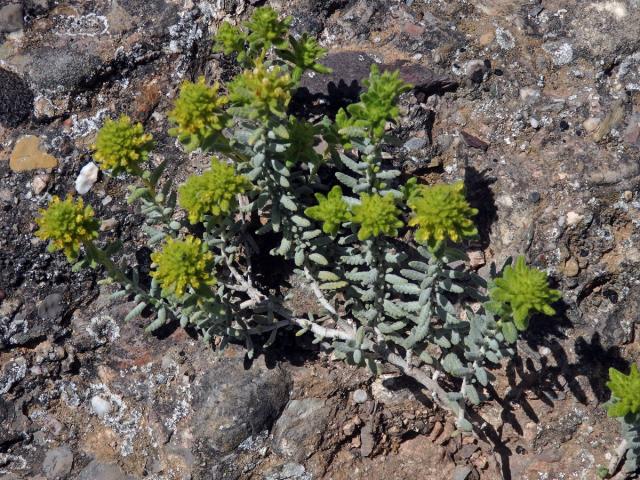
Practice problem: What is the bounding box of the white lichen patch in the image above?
[86,314,121,345]
[589,2,628,20]
[70,109,109,138]
[53,14,109,37]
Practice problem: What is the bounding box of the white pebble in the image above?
[91,395,112,417]
[353,389,368,404]
[75,162,99,195]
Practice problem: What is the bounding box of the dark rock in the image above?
[460,131,489,151]
[77,460,135,480]
[0,68,33,127]
[559,120,570,131]
[26,48,103,93]
[271,398,332,462]
[37,293,64,321]
[42,445,74,479]
[0,3,23,33]
[191,354,290,453]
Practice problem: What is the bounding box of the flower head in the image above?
[351,192,404,241]
[407,181,478,249]
[607,364,640,418]
[277,33,331,81]
[305,186,352,235]
[93,115,154,175]
[36,195,99,260]
[213,21,246,56]
[336,65,411,145]
[150,236,215,297]
[178,158,252,224]
[228,60,293,120]
[246,6,290,51]
[283,117,322,167]
[488,256,561,330]
[168,77,229,151]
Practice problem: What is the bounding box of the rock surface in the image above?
[1,0,640,479]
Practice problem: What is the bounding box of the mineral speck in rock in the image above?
[91,395,112,417]
[75,162,99,194]
[0,357,27,394]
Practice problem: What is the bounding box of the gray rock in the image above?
[77,460,134,480]
[0,3,23,33]
[37,293,64,321]
[191,355,290,453]
[0,68,33,127]
[27,48,102,93]
[271,398,332,462]
[265,463,313,480]
[42,446,73,479]
[403,137,427,151]
[0,357,27,394]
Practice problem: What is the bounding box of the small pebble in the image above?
[563,258,580,277]
[528,191,541,203]
[353,389,368,404]
[100,218,119,232]
[32,174,49,195]
[529,118,539,129]
[75,162,99,195]
[623,191,633,202]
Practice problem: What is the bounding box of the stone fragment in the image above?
[32,174,49,195]
[100,218,119,232]
[42,446,73,479]
[464,60,488,83]
[583,117,600,132]
[75,162,99,194]
[0,3,23,33]
[272,398,332,462]
[360,421,375,457]
[37,293,64,320]
[563,258,580,277]
[0,357,27,394]
[77,460,134,480]
[9,136,58,172]
[192,354,290,453]
[403,137,427,151]
[460,131,489,151]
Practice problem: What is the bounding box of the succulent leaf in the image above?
[607,364,640,418]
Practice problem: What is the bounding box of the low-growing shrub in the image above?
[35,7,560,435]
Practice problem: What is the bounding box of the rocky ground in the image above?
[2,0,640,478]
